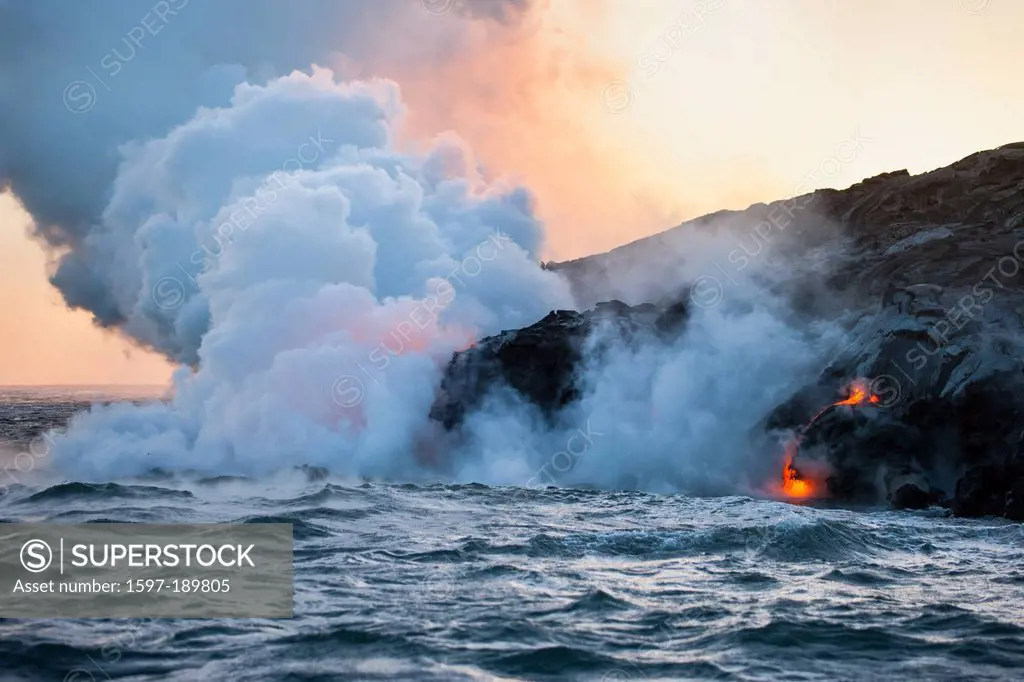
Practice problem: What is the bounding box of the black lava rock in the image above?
[429,299,690,430]
[951,466,1007,518]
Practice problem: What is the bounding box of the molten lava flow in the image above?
[833,379,879,407]
[778,379,882,500]
[834,384,867,406]
[781,440,814,498]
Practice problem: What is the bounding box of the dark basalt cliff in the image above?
[432,142,1024,519]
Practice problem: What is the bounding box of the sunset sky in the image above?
[2,0,1022,385]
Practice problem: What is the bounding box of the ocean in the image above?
[2,387,1023,681]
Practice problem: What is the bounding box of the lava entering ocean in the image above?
[779,380,881,500]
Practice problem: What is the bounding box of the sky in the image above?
[2,0,1022,385]
[0,191,174,384]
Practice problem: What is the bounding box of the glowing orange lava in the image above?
[782,466,813,498]
[834,386,866,406]
[782,458,815,497]
[782,442,814,499]
[778,379,882,500]
[833,380,880,407]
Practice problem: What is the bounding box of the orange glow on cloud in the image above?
[353,0,697,260]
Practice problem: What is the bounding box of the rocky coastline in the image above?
[430,142,1024,520]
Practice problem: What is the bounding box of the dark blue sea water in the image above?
[2,388,1024,681]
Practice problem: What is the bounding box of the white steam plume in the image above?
[50,70,574,480]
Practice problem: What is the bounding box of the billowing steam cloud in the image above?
[45,68,573,479]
